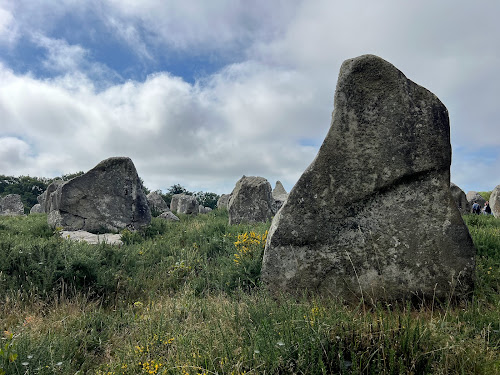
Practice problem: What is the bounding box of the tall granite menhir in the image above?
[262,55,476,302]
[47,157,151,232]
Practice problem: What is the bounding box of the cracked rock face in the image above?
[47,157,151,233]
[261,54,476,302]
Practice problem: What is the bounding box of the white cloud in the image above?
[0,60,321,193]
[31,33,88,73]
[0,137,32,174]
[102,0,299,56]
[0,4,17,44]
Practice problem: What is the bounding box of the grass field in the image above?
[0,211,499,374]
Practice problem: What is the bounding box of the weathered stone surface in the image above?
[147,191,170,215]
[466,191,486,209]
[450,183,470,214]
[41,179,64,213]
[490,185,500,218]
[47,157,151,232]
[228,176,274,225]
[217,194,231,209]
[272,181,288,212]
[0,194,24,216]
[60,230,123,246]
[158,211,180,221]
[30,203,44,214]
[170,194,199,214]
[262,54,476,302]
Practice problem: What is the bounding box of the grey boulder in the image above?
[158,211,180,221]
[60,230,123,246]
[0,194,24,216]
[30,203,44,214]
[170,194,199,214]
[147,191,170,215]
[228,176,274,225]
[198,205,212,214]
[450,183,470,214]
[262,54,476,302]
[490,185,500,218]
[217,194,231,210]
[47,157,151,232]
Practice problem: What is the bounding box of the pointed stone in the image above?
[262,55,476,302]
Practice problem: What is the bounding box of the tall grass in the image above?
[1,212,499,374]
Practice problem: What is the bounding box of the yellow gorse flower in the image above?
[233,230,268,265]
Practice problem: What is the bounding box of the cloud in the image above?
[31,33,89,73]
[103,0,299,54]
[0,59,322,193]
[0,4,17,45]
[0,137,32,174]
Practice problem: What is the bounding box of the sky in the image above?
[0,0,498,195]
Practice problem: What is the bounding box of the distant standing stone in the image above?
[170,194,199,214]
[147,191,170,215]
[158,211,180,221]
[0,194,24,216]
[46,157,151,232]
[228,176,274,225]
[30,203,44,214]
[490,185,500,218]
[217,194,231,209]
[450,183,470,214]
[198,206,212,214]
[262,54,476,302]
[272,181,288,212]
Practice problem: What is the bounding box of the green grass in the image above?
[1,212,499,374]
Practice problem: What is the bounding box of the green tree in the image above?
[195,191,220,209]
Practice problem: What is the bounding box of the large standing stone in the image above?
[228,176,274,225]
[170,194,199,214]
[147,191,170,215]
[490,185,500,218]
[217,194,231,209]
[262,55,476,302]
[450,183,470,214]
[47,157,151,232]
[0,194,24,216]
